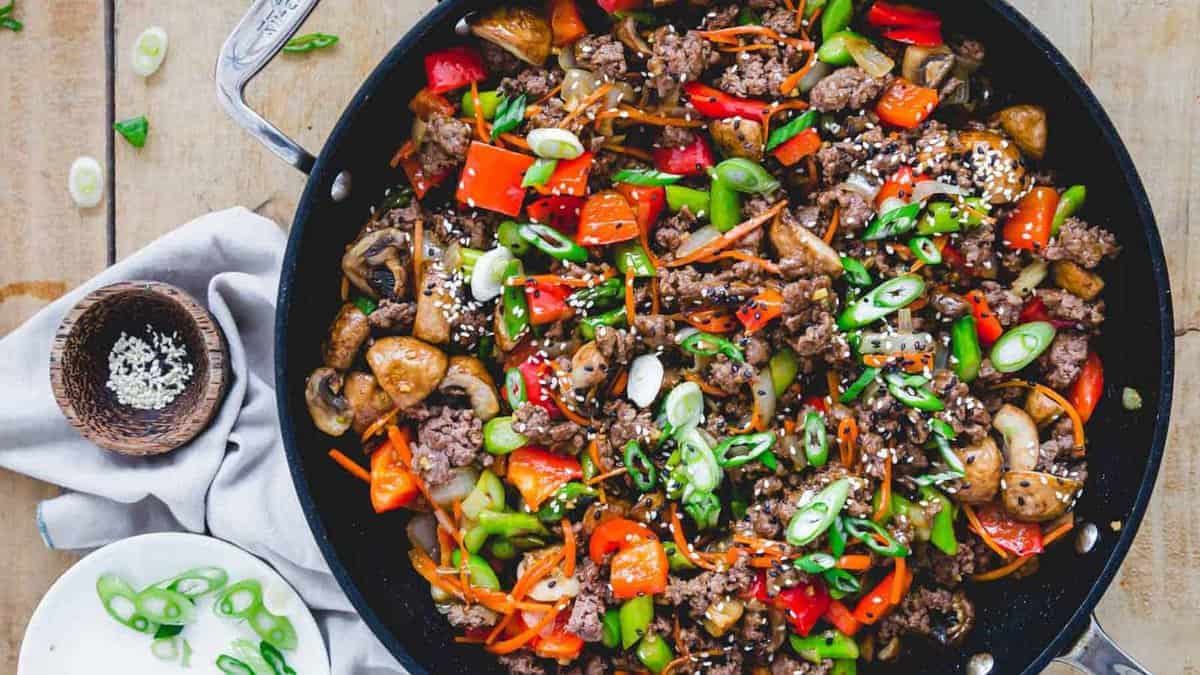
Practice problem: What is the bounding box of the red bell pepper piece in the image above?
[683,82,771,121]
[743,570,771,602]
[399,156,449,200]
[526,280,575,325]
[736,288,785,334]
[975,502,1044,557]
[883,26,944,46]
[424,46,487,94]
[457,141,536,217]
[610,537,669,599]
[653,135,715,176]
[852,566,913,625]
[589,518,658,563]
[534,152,594,198]
[1003,186,1059,251]
[507,447,583,510]
[777,581,832,636]
[772,127,823,167]
[511,356,560,418]
[408,88,456,118]
[875,79,939,129]
[804,395,829,414]
[533,613,585,660]
[615,183,666,233]
[1019,297,1051,324]
[875,165,928,208]
[527,195,586,232]
[1069,352,1104,422]
[369,442,419,513]
[964,290,1004,346]
[577,190,640,246]
[597,0,645,13]
[823,600,861,637]
[866,1,942,30]
[548,0,588,46]
[941,242,966,270]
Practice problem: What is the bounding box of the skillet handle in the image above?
[1053,615,1151,674]
[215,0,321,174]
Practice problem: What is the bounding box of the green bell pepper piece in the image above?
[709,177,742,233]
[614,241,657,277]
[461,89,501,120]
[665,185,710,217]
[484,416,528,455]
[489,538,517,560]
[662,541,697,570]
[950,315,983,383]
[353,296,378,316]
[840,257,872,287]
[462,469,507,520]
[450,550,502,591]
[790,630,859,663]
[821,0,854,40]
[502,259,529,338]
[1052,185,1086,235]
[919,485,958,556]
[863,202,923,241]
[769,348,800,397]
[832,658,857,675]
[637,634,674,673]
[818,30,866,66]
[711,158,781,194]
[579,306,627,340]
[619,595,655,649]
[844,517,908,557]
[569,278,625,311]
[602,608,622,649]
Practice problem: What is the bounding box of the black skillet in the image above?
[216,1,1173,672]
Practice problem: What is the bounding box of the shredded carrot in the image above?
[533,83,563,108]
[992,380,1086,452]
[973,554,1035,582]
[601,142,655,162]
[361,407,401,442]
[413,216,425,292]
[328,449,371,484]
[837,417,859,470]
[486,612,516,645]
[684,372,729,398]
[498,132,531,151]
[561,518,577,578]
[610,368,630,396]
[1043,518,1075,547]
[719,43,777,53]
[668,201,787,267]
[487,598,569,654]
[764,98,812,139]
[695,26,813,49]
[783,418,797,435]
[505,272,613,288]
[734,534,791,554]
[701,250,782,275]
[837,554,872,571]
[549,389,594,427]
[637,210,666,271]
[650,277,661,316]
[387,425,413,466]
[586,466,629,485]
[750,556,785,568]
[873,455,892,522]
[669,503,720,571]
[455,636,486,644]
[795,0,807,34]
[437,525,454,567]
[340,275,349,301]
[826,370,842,399]
[662,649,726,675]
[862,351,935,374]
[560,83,614,128]
[822,206,841,244]
[961,503,1011,559]
[779,48,818,96]
[625,268,637,325]
[890,556,906,604]
[587,437,607,473]
[390,139,417,168]
[470,81,488,143]
[513,547,566,600]
[454,500,471,601]
[595,105,706,128]
[408,548,466,600]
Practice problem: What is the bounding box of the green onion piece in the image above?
[844,517,909,557]
[769,348,800,397]
[497,220,531,256]
[501,259,529,338]
[714,432,776,468]
[527,127,585,160]
[624,441,658,491]
[709,177,742,232]
[602,608,622,649]
[766,110,818,152]
[817,30,866,66]
[0,2,13,17]
[822,568,861,595]
[282,32,339,53]
[613,240,657,277]
[461,89,502,120]
[678,428,722,493]
[885,371,944,411]
[990,321,1057,373]
[568,278,625,310]
[379,185,414,211]
[790,629,859,663]
[840,256,872,287]
[663,381,704,431]
[950,315,983,383]
[928,418,957,441]
[483,416,528,455]
[490,94,527,140]
[536,481,598,522]
[1052,185,1087,235]
[863,202,923,241]
[916,201,961,235]
[489,538,518,560]
[152,566,230,599]
[908,236,942,265]
[919,485,959,556]
[1122,386,1143,411]
[522,158,559,187]
[839,367,880,404]
[794,552,836,573]
[231,639,276,674]
[97,574,159,634]
[151,637,180,661]
[579,306,627,340]
[504,367,527,408]
[217,655,255,675]
[684,490,721,530]
[829,515,848,558]
[821,0,854,40]
[260,640,293,675]
[680,332,745,362]
[135,586,197,626]
[155,623,185,639]
[613,168,683,187]
[248,605,299,651]
[1,16,22,31]
[352,296,378,316]
[518,223,588,263]
[619,595,655,649]
[803,411,829,467]
[711,158,781,194]
[637,634,675,673]
[836,274,926,330]
[786,478,851,546]
[214,579,264,620]
[113,115,150,148]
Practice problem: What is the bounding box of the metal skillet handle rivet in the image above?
[331,170,352,202]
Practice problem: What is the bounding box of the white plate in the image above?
[19,532,330,675]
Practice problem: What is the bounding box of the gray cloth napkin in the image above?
[0,208,403,674]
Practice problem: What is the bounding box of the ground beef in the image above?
[979,280,1023,327]
[817,185,874,234]
[576,558,613,605]
[498,653,549,675]
[930,291,970,319]
[499,66,563,101]
[446,603,498,631]
[565,593,606,642]
[415,112,471,177]
[914,538,994,588]
[708,354,758,395]
[575,34,627,81]
[810,67,892,112]
[955,221,996,276]
[877,588,974,646]
[771,655,834,675]
[604,399,656,461]
[738,333,772,366]
[367,299,415,334]
[1037,288,1105,330]
[411,406,484,486]
[512,402,589,453]
[930,370,991,444]
[658,124,697,150]
[376,201,423,231]
[661,559,755,619]
[633,314,677,349]
[1038,418,1087,482]
[717,47,801,98]
[1038,331,1089,389]
[1042,217,1121,269]
[763,7,801,34]
[648,28,714,98]
[595,325,637,366]
[526,96,571,132]
[703,4,741,30]
[432,207,500,249]
[951,38,986,65]
[480,40,522,77]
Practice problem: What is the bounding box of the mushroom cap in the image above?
[768,209,844,276]
[366,336,449,409]
[470,6,552,66]
[1002,470,1082,522]
[439,355,501,422]
[305,367,353,436]
[954,436,1002,504]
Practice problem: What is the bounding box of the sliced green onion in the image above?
[521,158,558,187]
[803,411,829,467]
[282,32,339,53]
[794,552,836,573]
[131,26,169,77]
[680,332,744,362]
[151,637,180,661]
[990,321,1057,373]
[769,349,800,397]
[863,202,922,241]
[470,247,515,302]
[714,432,775,468]
[527,127,585,160]
[678,428,722,493]
[490,94,527,140]
[504,368,527,407]
[502,259,529,338]
[1122,386,1143,411]
[231,638,276,674]
[214,579,263,619]
[248,605,299,651]
[497,220,531,256]
[113,116,149,148]
[839,367,880,404]
[484,416,528,455]
[928,418,957,441]
[353,296,378,316]
[786,478,850,546]
[766,110,818,152]
[822,568,861,595]
[663,381,704,431]
[684,489,721,529]
[624,441,658,491]
[908,236,942,264]
[619,595,654,649]
[217,655,255,675]
[135,586,197,626]
[711,158,781,194]
[68,156,104,208]
[260,641,294,675]
[840,257,872,287]
[461,89,502,120]
[885,371,944,411]
[844,517,908,557]
[613,168,683,187]
[97,574,159,634]
[154,566,229,598]
[614,240,657,278]
[836,275,926,330]
[518,223,588,263]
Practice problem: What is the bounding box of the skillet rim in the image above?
[274,1,1175,672]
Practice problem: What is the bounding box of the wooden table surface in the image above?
[1,1,1196,672]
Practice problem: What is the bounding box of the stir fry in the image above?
[308,1,1119,673]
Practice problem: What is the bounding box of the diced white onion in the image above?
[471,247,515,302]
[911,180,968,203]
[799,60,834,93]
[527,128,585,160]
[627,354,664,409]
[1011,260,1049,297]
[562,68,599,110]
[68,156,103,208]
[675,224,722,259]
[131,26,169,77]
[752,368,776,425]
[528,569,580,602]
[845,37,896,79]
[664,381,703,430]
[879,196,907,214]
[428,467,480,507]
[840,172,881,202]
[406,513,440,558]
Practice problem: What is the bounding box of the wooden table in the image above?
[0,1,1195,671]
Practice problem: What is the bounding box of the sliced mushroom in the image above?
[956,130,1028,204]
[1001,470,1082,522]
[343,371,395,434]
[703,597,745,637]
[1052,260,1105,301]
[516,546,580,601]
[937,591,975,646]
[470,6,552,66]
[615,15,653,56]
[1024,388,1064,428]
[901,45,957,89]
[954,437,1001,504]
[342,228,410,299]
[710,117,764,161]
[992,404,1040,472]
[322,303,371,370]
[439,355,501,422]
[580,498,632,537]
[995,104,1047,161]
[769,211,844,276]
[305,367,352,436]
[413,267,453,345]
[366,336,448,409]
[570,341,608,392]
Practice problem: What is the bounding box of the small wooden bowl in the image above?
[49,281,230,456]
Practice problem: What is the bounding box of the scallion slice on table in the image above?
[990,321,1056,373]
[151,636,180,661]
[282,32,339,53]
[526,127,585,160]
[612,168,683,187]
[131,26,169,77]
[68,156,104,208]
